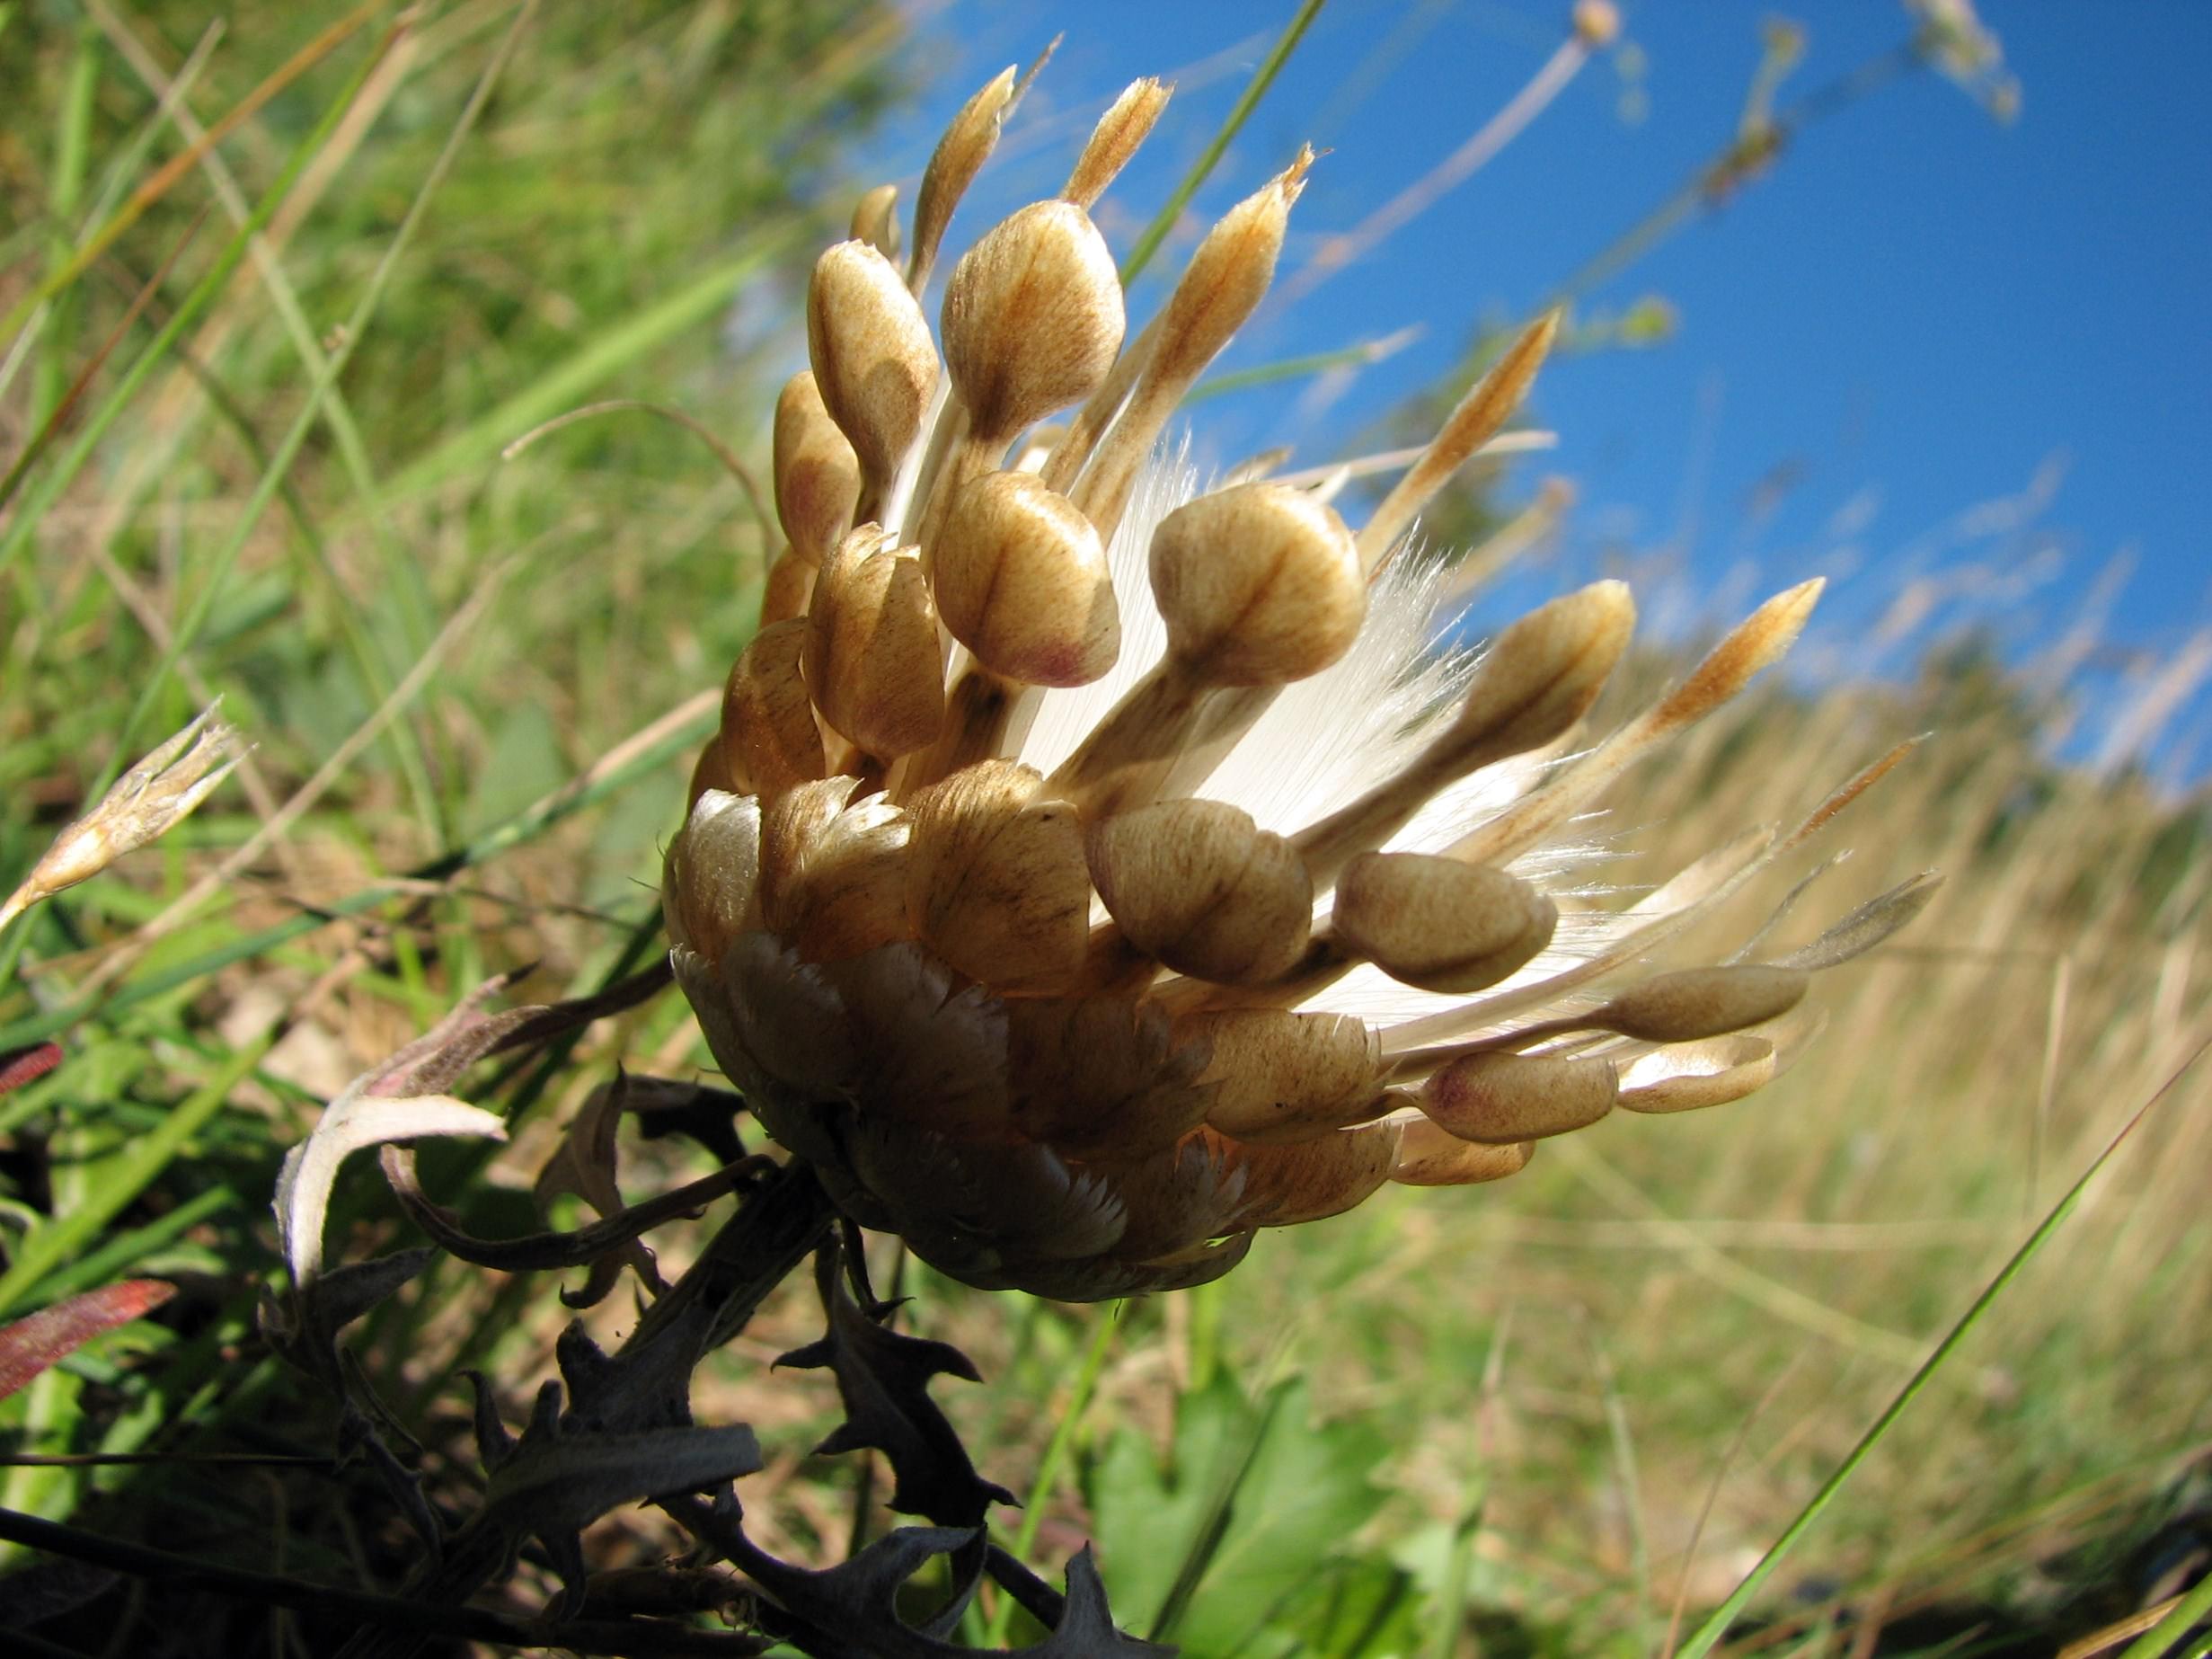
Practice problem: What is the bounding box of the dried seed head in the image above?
[908,65,1019,293]
[719,618,826,801]
[1150,483,1366,686]
[1087,798,1314,983]
[1595,964,1809,1043]
[2,702,244,931]
[772,372,862,564]
[803,527,947,759]
[1061,78,1172,210]
[850,182,901,260]
[933,470,1119,687]
[1181,1009,1384,1142]
[903,760,1090,992]
[1333,854,1557,993]
[807,240,940,492]
[942,200,1126,443]
[1390,1120,1535,1186]
[1420,1051,1617,1143]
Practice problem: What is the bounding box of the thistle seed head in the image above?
[660,54,1931,1300]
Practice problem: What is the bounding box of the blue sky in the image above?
[848,3,2212,777]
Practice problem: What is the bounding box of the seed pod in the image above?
[1181,1008,1385,1142]
[903,759,1090,993]
[1087,798,1313,984]
[850,182,901,260]
[1420,1051,1616,1143]
[1211,1122,1402,1228]
[1151,483,1365,686]
[718,618,825,802]
[1071,152,1309,537]
[1293,581,1635,883]
[933,470,1119,687]
[807,241,939,499]
[662,789,763,964]
[803,527,946,759]
[942,200,1125,444]
[1615,1034,1777,1114]
[1390,1119,1535,1186]
[1332,854,1556,993]
[757,778,911,963]
[1005,995,1214,1158]
[773,372,862,564]
[760,546,817,628]
[1595,964,1809,1043]
[1061,77,1170,209]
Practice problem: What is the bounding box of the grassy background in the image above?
[1,2,2206,1654]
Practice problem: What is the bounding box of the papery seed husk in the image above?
[773,372,863,564]
[933,470,1119,686]
[1212,1122,1402,1228]
[757,783,911,963]
[1150,483,1366,687]
[720,618,826,801]
[1420,1051,1617,1143]
[1061,78,1171,209]
[908,65,1018,293]
[902,759,1091,993]
[1333,853,1557,993]
[1615,1034,1777,1113]
[760,546,817,628]
[663,789,763,965]
[807,241,940,491]
[819,944,1015,1140]
[1181,1007,1385,1143]
[1597,964,1809,1043]
[942,200,1126,443]
[1358,310,1560,574]
[1390,1118,1535,1186]
[804,527,947,759]
[850,182,901,260]
[1087,798,1314,984]
[1005,996,1215,1159]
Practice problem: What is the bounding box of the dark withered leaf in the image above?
[776,1246,1013,1527]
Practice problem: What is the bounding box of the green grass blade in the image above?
[0,20,403,567]
[0,1037,267,1317]
[2120,1575,2212,1659]
[376,227,801,507]
[1118,0,1327,285]
[1672,1034,2212,1659]
[984,1300,1125,1645]
[101,1,542,787]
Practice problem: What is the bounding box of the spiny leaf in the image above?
[776,1246,1014,1528]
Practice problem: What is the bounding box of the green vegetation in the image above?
[1,4,2204,1655]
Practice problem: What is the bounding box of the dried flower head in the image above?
[1,702,244,932]
[663,65,1933,1301]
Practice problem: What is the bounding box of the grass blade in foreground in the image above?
[1673,1033,2212,1659]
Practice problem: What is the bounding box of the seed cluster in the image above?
[664,59,1933,1300]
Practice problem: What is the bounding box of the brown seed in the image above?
[942,200,1126,443]
[903,759,1091,993]
[1420,1051,1616,1143]
[1332,853,1557,993]
[1595,964,1809,1043]
[773,372,862,564]
[1181,1007,1385,1142]
[807,241,940,499]
[1087,797,1314,984]
[1150,483,1366,687]
[933,470,1119,687]
[1389,1120,1535,1186]
[718,619,826,802]
[803,526,946,759]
